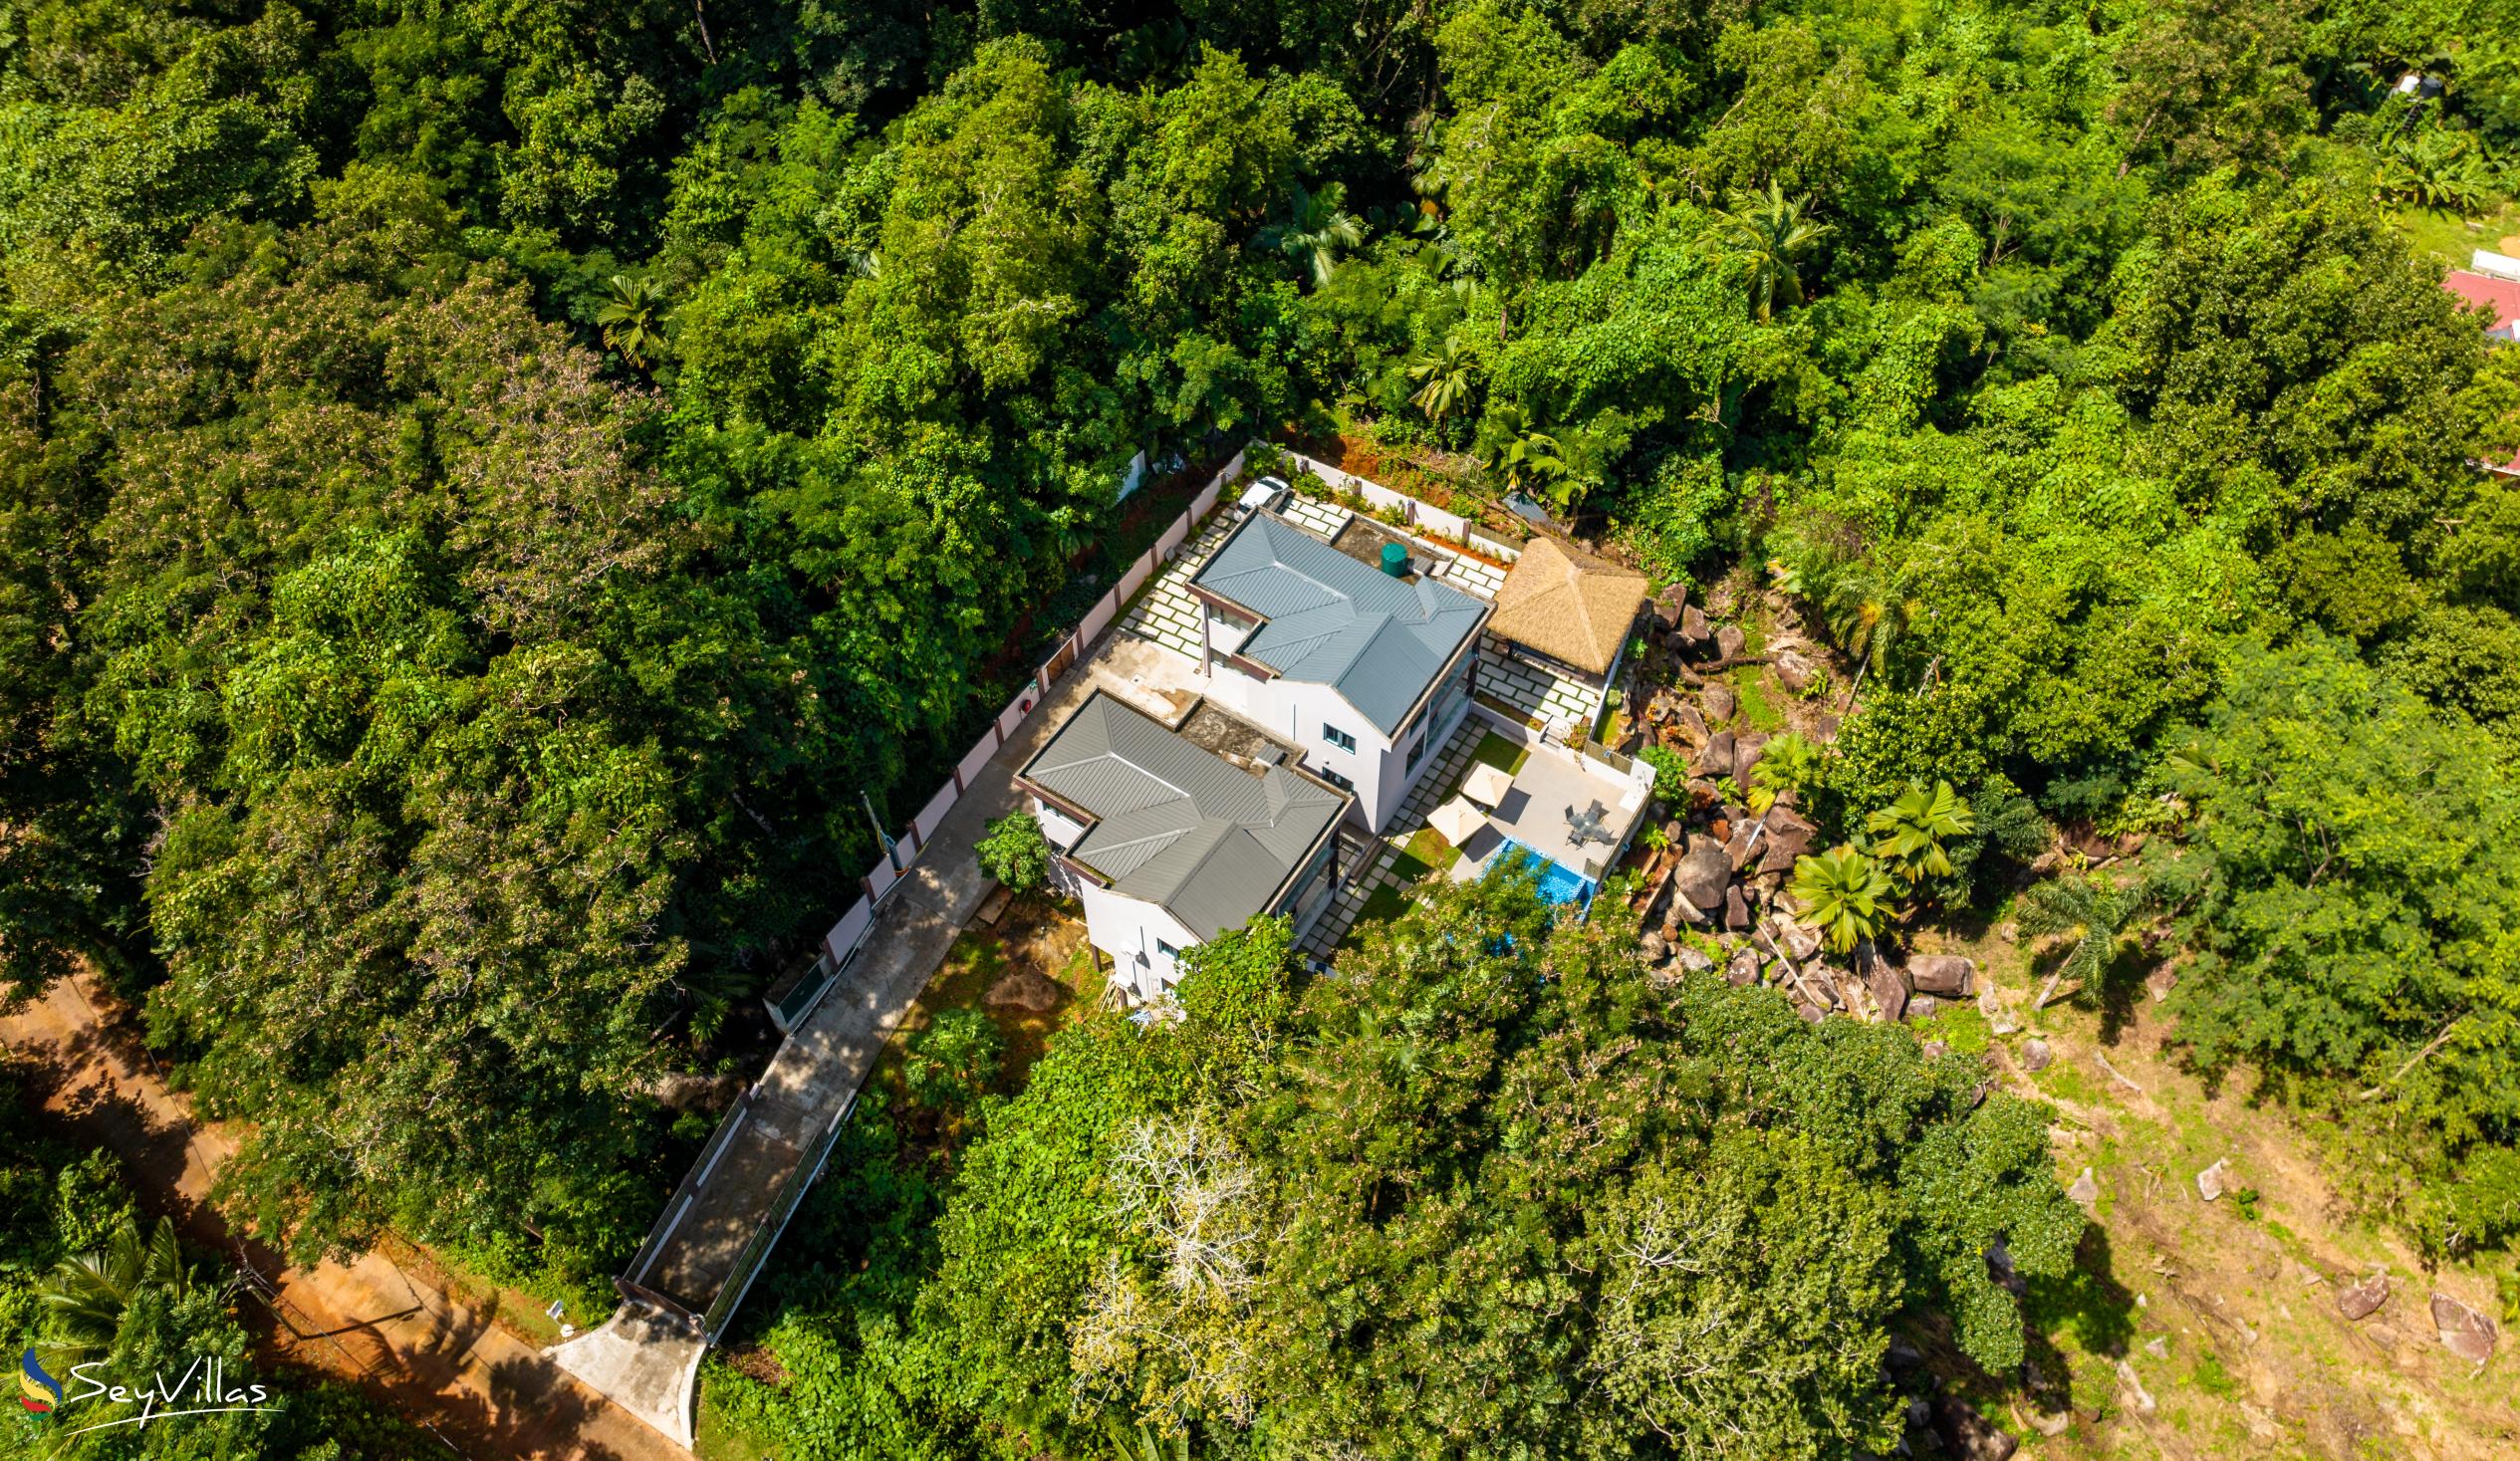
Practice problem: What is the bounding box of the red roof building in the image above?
[2444,269,2520,475]
[2445,269,2520,337]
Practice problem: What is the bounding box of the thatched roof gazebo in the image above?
[1487,538,1649,682]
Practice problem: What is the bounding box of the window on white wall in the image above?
[1320,767,1355,791]
[1155,938,1181,961]
[1323,723,1357,753]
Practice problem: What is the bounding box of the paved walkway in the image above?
[1120,517,1232,660]
[559,722,1017,1447]
[1431,545,1509,599]
[3,975,680,1461]
[555,637,1205,1447]
[1280,494,1352,541]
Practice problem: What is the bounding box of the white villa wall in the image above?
[1195,608,1479,834]
[1042,787,1342,1002]
[1199,656,1401,830]
[1078,881,1203,1002]
[1031,797,1090,852]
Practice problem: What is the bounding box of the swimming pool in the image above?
[1491,840,1598,907]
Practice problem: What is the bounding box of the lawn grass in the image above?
[694,1369,777,1461]
[1592,688,1623,744]
[1729,669,1787,732]
[2394,200,2520,268]
[1909,998,1994,1056]
[1470,729,1529,776]
[1338,883,1414,949]
[1384,850,1434,885]
[1403,826,1459,872]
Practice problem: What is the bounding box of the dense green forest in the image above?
[4,0,2520,1452]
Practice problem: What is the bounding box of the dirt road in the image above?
[2,972,687,1461]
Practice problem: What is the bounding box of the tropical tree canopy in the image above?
[1710,180,1831,321]
[2,0,2520,1450]
[1792,845,1896,952]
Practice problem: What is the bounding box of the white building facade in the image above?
[1187,512,1490,834]
[1015,690,1350,1004]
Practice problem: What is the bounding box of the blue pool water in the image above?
[1492,840,1598,907]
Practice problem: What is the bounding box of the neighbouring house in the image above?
[1482,536,1649,735]
[1188,510,1489,832]
[1015,688,1351,1003]
[2444,264,2520,476]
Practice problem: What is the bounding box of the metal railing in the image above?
[698,1094,857,1342]
[617,1095,757,1324]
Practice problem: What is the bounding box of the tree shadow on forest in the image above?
[2016,935,2155,1046]
[2019,1221,2141,1414]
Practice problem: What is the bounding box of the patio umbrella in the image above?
[1427,796,1488,849]
[1461,762,1514,809]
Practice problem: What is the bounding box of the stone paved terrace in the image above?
[1477,632,1608,734]
[1280,493,1352,542]
[1294,712,1649,961]
[1119,516,1231,660]
[1432,542,1508,599]
[1446,731,1641,882]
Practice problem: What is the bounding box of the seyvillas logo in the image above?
[17,1349,61,1415]
[17,1352,275,1436]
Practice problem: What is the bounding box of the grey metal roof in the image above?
[1191,513,1489,734]
[1019,691,1350,939]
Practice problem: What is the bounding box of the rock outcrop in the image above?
[2336,1273,2390,1322]
[2432,1292,2498,1363]
[1908,954,1976,997]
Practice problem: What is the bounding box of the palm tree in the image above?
[1408,338,1477,433]
[597,275,669,368]
[1475,403,1562,495]
[1790,845,1893,954]
[40,1217,195,1362]
[1260,181,1366,288]
[1534,422,1612,518]
[1746,732,1821,814]
[1820,561,1917,700]
[1864,781,1975,895]
[1710,181,1830,322]
[2015,872,2150,1009]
